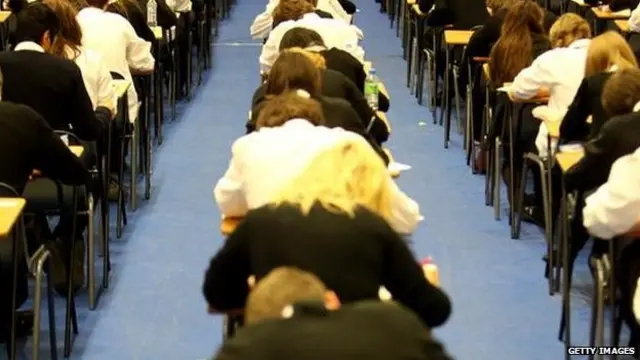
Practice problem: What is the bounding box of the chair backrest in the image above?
[0,182,19,198]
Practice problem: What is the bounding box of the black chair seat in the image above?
[22,178,88,213]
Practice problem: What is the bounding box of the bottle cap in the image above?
[370,68,376,74]
[421,257,433,265]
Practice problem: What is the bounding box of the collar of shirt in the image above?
[14,41,45,53]
[300,12,321,21]
[568,38,590,50]
[269,118,315,130]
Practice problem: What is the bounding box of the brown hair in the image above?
[256,92,325,128]
[245,267,326,325]
[585,31,637,77]
[489,1,545,86]
[486,0,518,13]
[43,0,82,60]
[69,0,88,10]
[602,68,640,117]
[287,47,327,69]
[265,50,322,96]
[86,0,109,8]
[549,13,591,48]
[273,0,314,26]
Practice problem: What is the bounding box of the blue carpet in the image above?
[2,1,606,359]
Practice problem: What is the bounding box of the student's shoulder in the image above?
[342,301,430,332]
[602,112,640,133]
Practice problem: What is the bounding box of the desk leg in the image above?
[8,223,19,360]
[443,46,451,148]
[560,180,571,360]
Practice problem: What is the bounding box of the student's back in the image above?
[0,48,101,140]
[215,301,453,360]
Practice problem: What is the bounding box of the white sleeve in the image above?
[259,25,284,73]
[214,144,249,217]
[630,3,640,33]
[511,51,554,100]
[583,151,640,239]
[250,0,279,39]
[387,179,422,234]
[95,57,117,116]
[124,22,155,72]
[634,277,640,323]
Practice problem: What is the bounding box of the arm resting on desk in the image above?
[510,52,554,101]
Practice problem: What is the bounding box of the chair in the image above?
[109,72,131,238]
[0,183,57,360]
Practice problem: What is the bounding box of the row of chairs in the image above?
[1,0,233,358]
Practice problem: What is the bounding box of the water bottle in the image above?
[421,257,440,287]
[147,0,157,26]
[364,68,379,111]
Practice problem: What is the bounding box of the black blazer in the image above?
[420,0,488,29]
[338,0,357,14]
[466,9,556,59]
[0,50,104,141]
[248,94,389,164]
[560,72,612,144]
[0,102,89,193]
[565,111,640,192]
[214,301,454,360]
[321,48,390,112]
[203,203,452,328]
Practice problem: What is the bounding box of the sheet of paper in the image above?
[388,162,411,173]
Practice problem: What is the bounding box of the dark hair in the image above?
[86,0,109,8]
[15,2,60,45]
[489,1,545,86]
[256,92,325,129]
[602,68,640,117]
[279,27,325,51]
[265,51,322,96]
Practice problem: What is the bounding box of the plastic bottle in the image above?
[421,257,440,287]
[364,68,379,111]
[147,0,157,26]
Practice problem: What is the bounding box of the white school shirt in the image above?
[259,12,364,73]
[511,39,591,158]
[583,146,640,240]
[166,0,192,13]
[630,3,640,33]
[249,0,353,39]
[66,46,117,115]
[77,7,155,123]
[213,119,422,234]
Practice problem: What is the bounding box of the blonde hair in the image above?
[286,47,327,70]
[585,31,638,76]
[245,267,326,325]
[273,138,393,223]
[549,13,591,48]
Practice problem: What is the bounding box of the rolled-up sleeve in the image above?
[511,51,553,100]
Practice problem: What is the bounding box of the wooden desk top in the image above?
[412,3,425,16]
[444,30,474,45]
[363,61,372,74]
[570,0,591,7]
[592,7,630,19]
[0,11,10,23]
[113,79,131,98]
[151,26,163,40]
[556,150,584,172]
[615,19,630,32]
[406,0,416,5]
[69,145,84,157]
[221,216,242,236]
[0,198,26,237]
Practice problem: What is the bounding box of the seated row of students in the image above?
[212,267,454,360]
[207,93,448,330]
[250,0,357,40]
[259,0,364,73]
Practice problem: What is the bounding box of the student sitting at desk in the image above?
[278,27,390,112]
[212,267,454,360]
[0,69,90,341]
[259,0,363,74]
[249,51,388,162]
[485,1,550,211]
[207,142,440,328]
[582,147,640,349]
[44,0,117,124]
[562,69,640,272]
[218,93,418,231]
[560,31,638,144]
[77,0,155,123]
[254,48,389,143]
[510,13,592,159]
[419,0,488,29]
[250,0,356,40]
